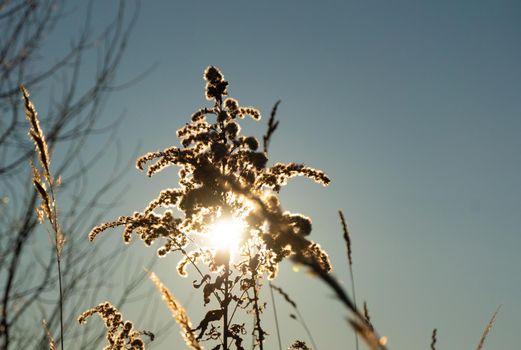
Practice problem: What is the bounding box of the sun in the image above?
[208,217,245,257]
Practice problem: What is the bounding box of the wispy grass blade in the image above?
[147,271,203,350]
[476,306,501,350]
[269,281,283,350]
[263,100,280,153]
[338,210,352,266]
[339,210,358,350]
[270,283,318,350]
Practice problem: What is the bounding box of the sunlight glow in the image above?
[208,218,245,257]
[379,336,388,346]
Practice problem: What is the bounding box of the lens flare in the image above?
[208,218,245,257]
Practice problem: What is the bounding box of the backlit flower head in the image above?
[87,66,332,349]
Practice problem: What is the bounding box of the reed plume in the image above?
[42,320,57,350]
[21,85,65,350]
[147,271,203,350]
[339,210,358,350]
[475,306,500,350]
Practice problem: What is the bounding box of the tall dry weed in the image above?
[84,66,336,349]
[21,85,65,350]
[74,66,500,350]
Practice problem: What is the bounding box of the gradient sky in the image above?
[38,1,521,349]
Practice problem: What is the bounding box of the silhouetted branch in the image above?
[0,1,161,349]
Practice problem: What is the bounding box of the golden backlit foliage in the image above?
[78,302,146,350]
[86,66,334,349]
[21,66,499,350]
[147,271,203,350]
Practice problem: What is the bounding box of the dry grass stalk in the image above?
[363,301,374,330]
[269,283,317,350]
[263,100,280,153]
[147,271,203,350]
[431,328,437,350]
[42,320,57,350]
[338,209,358,350]
[88,66,333,349]
[476,306,501,350]
[21,85,66,254]
[268,281,283,350]
[21,85,51,183]
[22,85,65,350]
[348,318,387,350]
[338,210,352,266]
[282,245,379,347]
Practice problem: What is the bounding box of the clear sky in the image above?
[39,0,521,349]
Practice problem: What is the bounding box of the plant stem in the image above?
[50,186,64,350]
[349,263,358,350]
[295,308,318,350]
[223,258,230,350]
[56,253,64,350]
[252,270,264,350]
[269,282,282,350]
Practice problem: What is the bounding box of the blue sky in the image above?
[39,0,521,348]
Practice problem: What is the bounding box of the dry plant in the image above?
[1,4,505,350]
[42,320,57,350]
[288,340,311,350]
[339,210,359,350]
[269,283,317,350]
[2,1,162,349]
[431,328,437,350]
[21,85,65,349]
[83,66,390,350]
[14,59,501,349]
[147,271,202,350]
[78,302,147,350]
[475,306,501,350]
[20,86,160,350]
